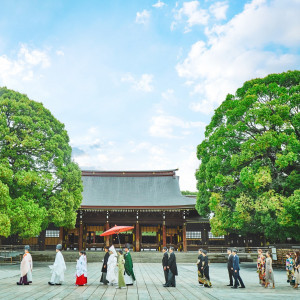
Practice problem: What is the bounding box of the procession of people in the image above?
[15,244,300,292]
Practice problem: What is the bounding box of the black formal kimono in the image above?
[162,252,169,284]
[166,252,178,287]
[203,256,212,287]
[100,251,110,284]
[198,254,204,284]
[227,253,234,286]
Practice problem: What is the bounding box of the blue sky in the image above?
[0,0,299,190]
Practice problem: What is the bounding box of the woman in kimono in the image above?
[48,244,66,285]
[75,250,88,286]
[257,249,266,286]
[294,251,300,289]
[265,251,275,288]
[106,245,118,286]
[116,250,126,289]
[197,249,204,285]
[285,253,294,284]
[17,245,33,285]
[202,250,212,288]
[124,244,135,285]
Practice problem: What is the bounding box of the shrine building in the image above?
[63,169,211,251]
[16,169,236,251]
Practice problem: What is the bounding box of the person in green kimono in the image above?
[116,250,126,289]
[124,244,136,285]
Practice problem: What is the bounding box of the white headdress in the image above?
[109,245,117,256]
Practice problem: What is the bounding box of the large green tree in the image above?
[196,71,300,241]
[0,87,83,238]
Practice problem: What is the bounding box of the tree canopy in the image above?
[196,70,300,241]
[0,87,83,238]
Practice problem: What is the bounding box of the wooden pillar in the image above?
[183,223,187,252]
[38,229,46,251]
[136,222,140,252]
[158,224,162,251]
[105,222,110,247]
[79,222,83,251]
[162,222,166,248]
[202,228,208,245]
[59,227,64,245]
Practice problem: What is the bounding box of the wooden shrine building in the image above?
[12,169,232,251]
[63,169,210,252]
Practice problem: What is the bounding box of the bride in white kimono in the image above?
[106,245,118,286]
[48,244,66,285]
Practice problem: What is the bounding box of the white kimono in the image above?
[21,252,33,282]
[76,255,87,278]
[49,251,66,284]
[106,246,118,285]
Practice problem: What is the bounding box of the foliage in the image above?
[196,71,300,241]
[181,190,198,196]
[0,87,83,238]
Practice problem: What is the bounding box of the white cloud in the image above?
[209,1,228,20]
[121,73,154,92]
[0,45,51,85]
[161,89,174,100]
[153,0,166,8]
[136,10,151,25]
[176,0,300,114]
[173,1,210,33]
[18,45,50,68]
[131,142,165,156]
[177,151,199,191]
[149,114,205,138]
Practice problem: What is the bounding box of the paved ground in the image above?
[0,262,298,299]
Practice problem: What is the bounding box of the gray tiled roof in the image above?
[81,175,196,208]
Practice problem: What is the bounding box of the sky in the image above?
[0,0,299,191]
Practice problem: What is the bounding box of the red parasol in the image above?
[100,225,134,248]
[100,225,134,236]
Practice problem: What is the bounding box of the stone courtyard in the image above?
[0,262,298,299]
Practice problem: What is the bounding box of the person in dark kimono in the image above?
[201,250,212,288]
[162,247,169,285]
[124,243,135,285]
[227,248,234,286]
[163,247,178,287]
[197,249,204,285]
[231,249,246,289]
[100,246,110,285]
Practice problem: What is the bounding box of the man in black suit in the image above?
[227,248,234,286]
[231,249,245,289]
[162,247,169,285]
[163,247,178,287]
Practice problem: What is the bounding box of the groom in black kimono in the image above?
[100,246,110,284]
[163,247,178,287]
